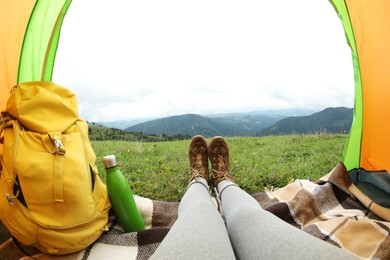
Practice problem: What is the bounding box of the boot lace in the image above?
[212,153,232,184]
[190,153,206,181]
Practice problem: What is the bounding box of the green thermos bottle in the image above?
[102,155,145,232]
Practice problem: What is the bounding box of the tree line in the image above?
[88,123,191,142]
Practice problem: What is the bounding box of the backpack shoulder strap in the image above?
[0,114,21,177]
[0,114,21,207]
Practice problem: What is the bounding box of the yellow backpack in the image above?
[0,81,111,255]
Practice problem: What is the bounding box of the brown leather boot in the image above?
[208,136,234,187]
[188,135,210,183]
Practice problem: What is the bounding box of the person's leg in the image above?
[209,136,357,260]
[218,180,357,260]
[150,178,235,259]
[150,136,235,259]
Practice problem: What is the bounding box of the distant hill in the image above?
[87,122,162,142]
[257,107,353,136]
[97,118,155,130]
[90,107,353,139]
[125,113,285,137]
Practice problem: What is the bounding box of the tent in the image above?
[330,0,390,216]
[0,0,389,258]
[0,0,71,112]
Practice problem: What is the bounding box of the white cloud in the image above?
[53,0,355,122]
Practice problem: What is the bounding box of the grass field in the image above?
[92,134,348,202]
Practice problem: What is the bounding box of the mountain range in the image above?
[125,113,284,137]
[257,107,353,136]
[118,107,353,137]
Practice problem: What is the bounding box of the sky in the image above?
[53,0,355,123]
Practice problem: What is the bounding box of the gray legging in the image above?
[150,178,357,260]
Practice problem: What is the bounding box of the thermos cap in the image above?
[102,155,117,168]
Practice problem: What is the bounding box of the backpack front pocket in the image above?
[15,129,96,228]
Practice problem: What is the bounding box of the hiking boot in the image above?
[188,135,210,183]
[208,136,234,187]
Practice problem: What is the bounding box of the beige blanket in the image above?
[1,163,389,260]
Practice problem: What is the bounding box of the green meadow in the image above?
[92,134,347,202]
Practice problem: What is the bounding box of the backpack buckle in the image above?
[6,194,16,206]
[53,138,66,155]
[2,177,20,206]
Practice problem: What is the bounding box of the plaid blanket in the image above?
[1,163,389,260]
